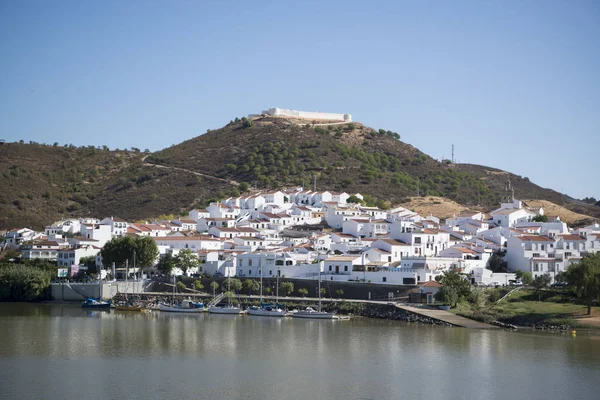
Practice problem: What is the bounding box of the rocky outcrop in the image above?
[358,304,454,326]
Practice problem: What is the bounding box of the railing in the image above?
[207,292,225,307]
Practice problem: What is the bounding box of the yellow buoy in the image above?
[571,330,577,336]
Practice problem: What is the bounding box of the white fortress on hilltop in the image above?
[249,107,351,122]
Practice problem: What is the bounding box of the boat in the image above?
[82,298,111,309]
[159,277,204,313]
[289,306,337,319]
[247,265,285,317]
[159,299,204,313]
[114,252,144,312]
[291,270,337,319]
[207,277,243,314]
[81,270,111,309]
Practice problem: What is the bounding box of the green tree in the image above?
[298,288,308,297]
[79,256,97,274]
[320,288,326,296]
[176,281,187,292]
[336,289,344,298]
[434,269,471,307]
[156,253,176,276]
[175,249,199,276]
[101,236,158,275]
[243,279,260,295]
[281,281,294,296]
[224,278,242,292]
[193,280,204,291]
[239,182,249,192]
[346,195,363,204]
[487,253,508,273]
[532,215,548,222]
[564,253,600,315]
[134,236,160,273]
[531,274,552,295]
[515,270,533,285]
[210,281,219,296]
[242,120,253,128]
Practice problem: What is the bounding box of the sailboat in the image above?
[291,270,336,319]
[114,253,143,312]
[159,276,204,313]
[82,268,110,309]
[247,265,285,317]
[207,276,243,314]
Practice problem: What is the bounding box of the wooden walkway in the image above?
[395,304,498,329]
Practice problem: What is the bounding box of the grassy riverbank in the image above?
[451,289,600,329]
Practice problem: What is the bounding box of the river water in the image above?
[0,303,598,400]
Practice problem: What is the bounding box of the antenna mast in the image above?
[452,144,454,164]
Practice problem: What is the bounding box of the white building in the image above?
[250,107,352,122]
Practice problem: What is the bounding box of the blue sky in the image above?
[1,0,598,199]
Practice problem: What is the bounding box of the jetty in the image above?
[395,304,498,329]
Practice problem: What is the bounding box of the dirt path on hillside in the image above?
[141,155,239,186]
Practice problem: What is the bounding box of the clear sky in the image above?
[1,0,598,199]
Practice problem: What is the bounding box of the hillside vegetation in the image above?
[0,143,234,229]
[1,116,598,229]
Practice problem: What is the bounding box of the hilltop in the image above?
[1,116,598,229]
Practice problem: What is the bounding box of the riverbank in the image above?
[451,289,600,331]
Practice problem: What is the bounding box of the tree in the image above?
[175,249,199,276]
[210,281,219,296]
[515,270,533,285]
[242,119,253,128]
[156,253,176,276]
[193,280,204,291]
[223,278,242,292]
[243,279,260,295]
[101,236,158,275]
[176,281,187,292]
[434,269,471,307]
[79,256,97,274]
[298,288,308,297]
[487,253,508,273]
[532,215,548,222]
[346,195,363,204]
[239,182,249,192]
[336,289,344,298]
[134,236,159,273]
[281,282,294,296]
[564,253,600,315]
[531,274,551,295]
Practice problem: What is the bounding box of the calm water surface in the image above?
[0,303,598,400]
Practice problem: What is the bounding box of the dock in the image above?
[395,304,498,329]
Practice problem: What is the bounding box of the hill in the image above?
[148,116,600,219]
[0,143,234,229]
[1,116,598,229]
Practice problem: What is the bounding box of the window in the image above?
[541,245,545,251]
[329,266,332,271]
[249,259,252,266]
[382,277,387,282]
[269,271,272,275]
[532,253,540,258]
[344,266,348,272]
[414,237,422,245]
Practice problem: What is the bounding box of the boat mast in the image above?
[125,258,128,301]
[318,269,322,312]
[259,256,263,303]
[276,268,279,306]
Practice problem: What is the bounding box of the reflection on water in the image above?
[0,303,598,400]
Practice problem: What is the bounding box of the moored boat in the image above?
[159,299,204,313]
[82,298,111,309]
[207,305,244,314]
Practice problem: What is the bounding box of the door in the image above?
[335,265,339,274]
